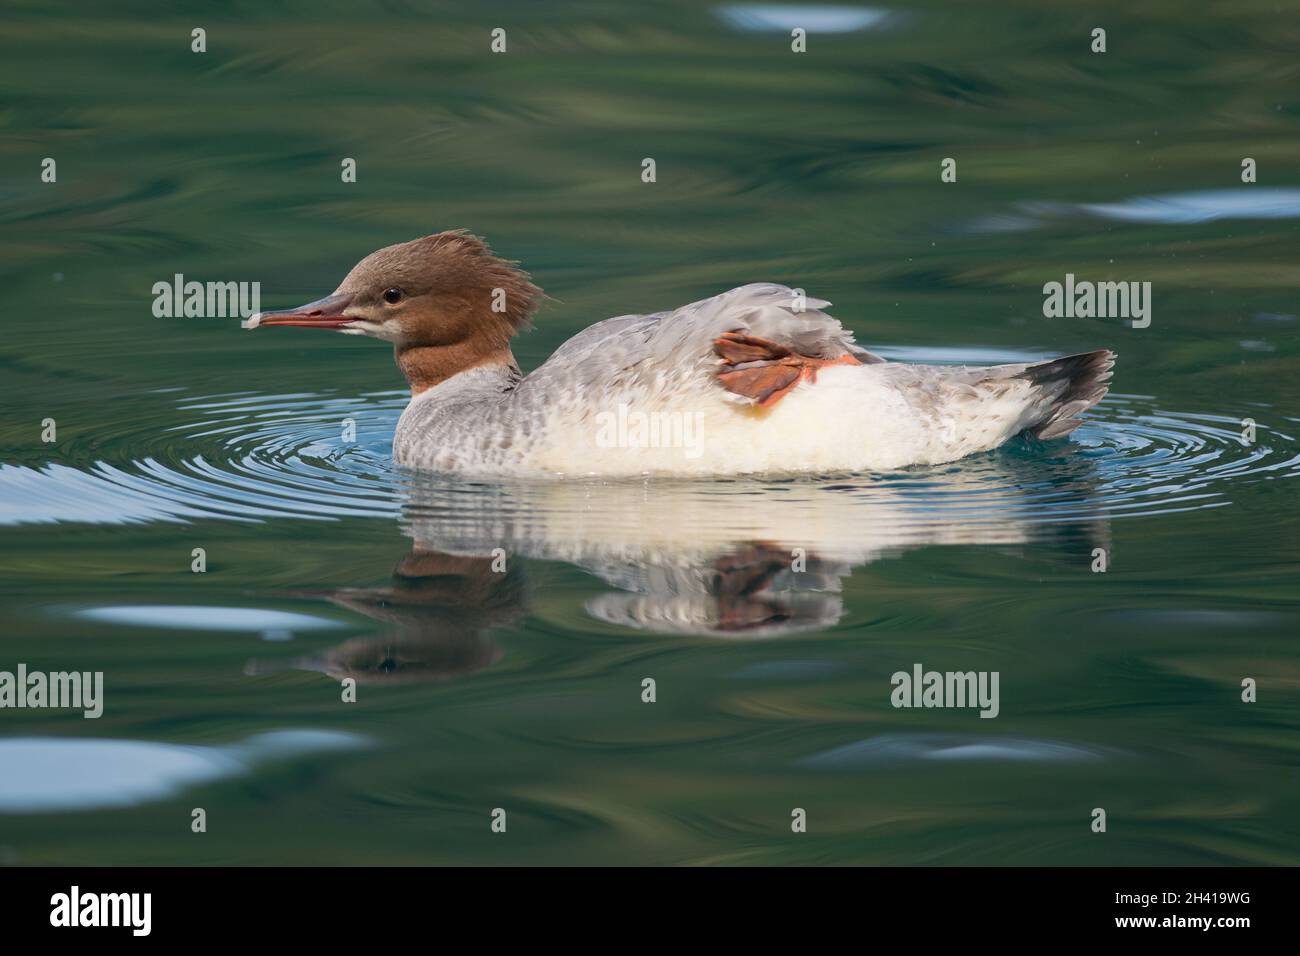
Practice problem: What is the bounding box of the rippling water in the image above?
[4,375,1295,528]
[1,0,1298,865]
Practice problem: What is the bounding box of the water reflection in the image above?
[0,730,366,814]
[584,541,850,638]
[263,456,1111,677]
[74,605,345,633]
[797,733,1111,767]
[969,187,1300,233]
[716,5,894,34]
[246,551,520,683]
[402,463,1110,638]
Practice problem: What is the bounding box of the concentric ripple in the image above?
[0,386,1296,528]
[1,390,409,524]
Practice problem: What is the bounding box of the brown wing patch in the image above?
[714,331,792,364]
[714,330,862,408]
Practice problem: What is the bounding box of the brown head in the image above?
[247,231,543,394]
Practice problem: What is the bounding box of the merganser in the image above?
[244,231,1115,476]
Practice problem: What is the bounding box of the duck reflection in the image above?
[246,550,522,683]
[260,449,1110,679]
[584,541,849,638]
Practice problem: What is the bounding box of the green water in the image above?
[1,1,1298,864]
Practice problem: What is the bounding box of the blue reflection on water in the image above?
[0,731,367,813]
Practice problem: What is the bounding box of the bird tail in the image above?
[1015,349,1116,439]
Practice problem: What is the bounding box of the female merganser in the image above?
[244,231,1115,476]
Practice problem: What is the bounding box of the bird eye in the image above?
[382,287,404,304]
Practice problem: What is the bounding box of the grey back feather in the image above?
[515,283,878,404]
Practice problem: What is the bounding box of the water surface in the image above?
[1,0,1297,865]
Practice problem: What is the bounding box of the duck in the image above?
[243,230,1115,477]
